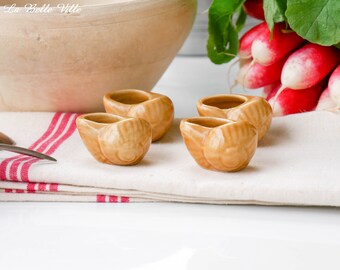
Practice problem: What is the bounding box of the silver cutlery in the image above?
[0,132,57,162]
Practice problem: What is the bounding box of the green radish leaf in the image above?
[263,0,287,31]
[235,6,247,32]
[286,0,340,46]
[207,0,245,64]
[207,22,239,64]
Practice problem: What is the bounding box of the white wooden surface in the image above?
[1,57,339,270]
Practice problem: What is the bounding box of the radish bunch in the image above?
[236,22,340,116]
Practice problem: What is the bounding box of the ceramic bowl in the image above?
[0,0,196,112]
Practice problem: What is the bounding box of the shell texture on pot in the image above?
[197,95,272,141]
[103,89,174,141]
[180,117,258,172]
[204,120,258,172]
[76,113,152,166]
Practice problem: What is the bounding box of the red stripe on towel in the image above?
[4,189,13,193]
[0,113,62,181]
[21,114,79,182]
[49,183,59,192]
[97,195,130,203]
[97,195,106,203]
[9,157,30,181]
[109,195,118,203]
[45,115,79,155]
[121,197,130,203]
[19,114,72,182]
[27,183,36,193]
[8,113,66,181]
[8,113,67,181]
[27,113,63,150]
[38,183,47,192]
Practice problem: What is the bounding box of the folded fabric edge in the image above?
[0,180,239,203]
[1,181,339,207]
[1,189,331,207]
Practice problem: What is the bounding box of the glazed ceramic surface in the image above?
[0,0,196,112]
[180,117,258,172]
[197,94,272,141]
[103,89,174,141]
[76,113,152,165]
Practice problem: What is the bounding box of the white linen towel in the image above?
[0,111,340,206]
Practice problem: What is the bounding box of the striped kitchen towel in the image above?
[1,111,340,206]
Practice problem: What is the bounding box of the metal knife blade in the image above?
[0,143,57,162]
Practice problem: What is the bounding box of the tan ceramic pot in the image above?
[76,113,152,166]
[103,89,174,142]
[0,0,196,112]
[180,117,258,172]
[197,94,272,141]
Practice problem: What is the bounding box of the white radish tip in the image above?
[268,98,283,116]
[251,40,273,66]
[237,59,255,90]
[316,88,337,111]
[271,85,286,112]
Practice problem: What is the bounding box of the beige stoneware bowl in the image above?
[0,0,196,112]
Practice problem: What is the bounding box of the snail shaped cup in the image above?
[197,95,273,141]
[76,113,152,166]
[180,117,258,172]
[103,90,174,142]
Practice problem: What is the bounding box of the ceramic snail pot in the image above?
[180,117,258,172]
[103,89,174,142]
[197,94,272,141]
[76,113,152,166]
[0,0,196,112]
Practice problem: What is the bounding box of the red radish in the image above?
[243,0,265,20]
[267,82,324,116]
[262,84,276,99]
[274,44,340,100]
[329,65,340,108]
[239,22,267,59]
[232,22,265,86]
[251,23,305,66]
[316,87,337,111]
[237,57,285,89]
